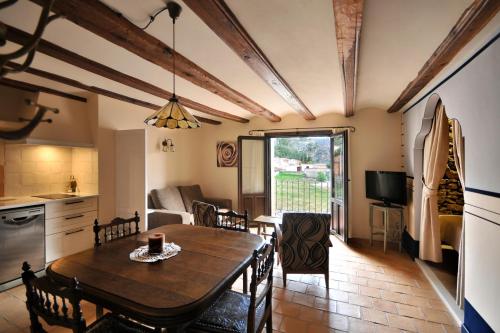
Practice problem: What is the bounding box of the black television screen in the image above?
[365,171,407,206]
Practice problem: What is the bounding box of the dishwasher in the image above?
[0,205,45,286]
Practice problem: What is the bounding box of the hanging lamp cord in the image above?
[172,16,176,97]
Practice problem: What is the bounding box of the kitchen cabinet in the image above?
[45,196,97,263]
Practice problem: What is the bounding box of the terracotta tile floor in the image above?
[0,236,460,333]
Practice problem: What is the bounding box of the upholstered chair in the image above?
[192,200,218,228]
[278,213,332,288]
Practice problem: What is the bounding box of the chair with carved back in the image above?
[187,233,276,333]
[21,262,154,333]
[192,200,218,228]
[92,212,141,318]
[215,208,250,293]
[93,211,140,247]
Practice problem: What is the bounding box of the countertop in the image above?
[0,193,99,210]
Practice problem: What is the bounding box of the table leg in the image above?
[258,222,262,237]
[383,209,388,254]
[399,209,403,252]
[369,205,373,247]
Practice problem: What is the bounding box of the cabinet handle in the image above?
[65,214,84,220]
[65,200,84,205]
[65,228,84,235]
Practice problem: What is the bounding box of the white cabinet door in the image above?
[46,225,94,263]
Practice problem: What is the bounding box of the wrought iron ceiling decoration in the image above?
[0,0,60,140]
[0,0,59,77]
[0,99,59,140]
[144,1,201,129]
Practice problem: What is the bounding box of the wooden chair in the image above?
[187,234,276,333]
[192,200,218,228]
[277,213,332,288]
[216,209,249,232]
[21,262,154,333]
[92,212,141,318]
[93,211,140,246]
[215,209,250,293]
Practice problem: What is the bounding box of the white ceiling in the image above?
[0,0,494,123]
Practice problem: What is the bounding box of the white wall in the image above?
[402,36,500,331]
[115,129,147,231]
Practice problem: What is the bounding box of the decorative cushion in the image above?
[281,213,331,271]
[191,290,265,333]
[178,185,204,213]
[150,186,186,212]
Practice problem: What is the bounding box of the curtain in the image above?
[241,140,265,194]
[452,119,465,308]
[419,102,449,262]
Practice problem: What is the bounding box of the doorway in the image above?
[269,135,332,216]
[238,131,349,242]
[426,118,464,298]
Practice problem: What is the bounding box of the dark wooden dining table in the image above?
[46,224,265,331]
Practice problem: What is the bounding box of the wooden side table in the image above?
[369,203,404,253]
[253,215,282,239]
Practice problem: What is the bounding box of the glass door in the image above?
[331,131,349,242]
[238,136,270,220]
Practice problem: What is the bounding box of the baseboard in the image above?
[462,299,494,333]
[402,228,419,259]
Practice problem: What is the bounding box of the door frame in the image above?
[331,130,349,242]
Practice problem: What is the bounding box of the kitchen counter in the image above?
[0,193,99,210]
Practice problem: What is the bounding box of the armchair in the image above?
[278,213,332,288]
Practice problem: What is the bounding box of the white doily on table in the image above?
[129,243,181,263]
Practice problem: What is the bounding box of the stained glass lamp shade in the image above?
[144,95,200,129]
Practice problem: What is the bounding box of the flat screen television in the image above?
[365,171,407,206]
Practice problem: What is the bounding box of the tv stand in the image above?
[369,202,404,253]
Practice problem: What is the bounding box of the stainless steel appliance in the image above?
[0,205,45,285]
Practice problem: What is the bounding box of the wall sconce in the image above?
[161,138,175,152]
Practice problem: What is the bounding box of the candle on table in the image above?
[148,233,165,254]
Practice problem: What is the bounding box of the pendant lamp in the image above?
[144,1,200,129]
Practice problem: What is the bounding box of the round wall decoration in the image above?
[217,141,238,167]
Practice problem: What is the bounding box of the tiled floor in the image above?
[0,236,460,333]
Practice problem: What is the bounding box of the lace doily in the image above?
[129,243,181,263]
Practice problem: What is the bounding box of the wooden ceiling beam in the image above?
[184,0,316,120]
[332,0,364,117]
[387,0,500,113]
[5,62,221,125]
[30,0,281,122]
[5,25,246,124]
[0,77,87,102]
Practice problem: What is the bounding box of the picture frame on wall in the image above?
[217,141,238,167]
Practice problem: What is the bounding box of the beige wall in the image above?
[30,93,93,146]
[3,144,97,196]
[195,109,402,239]
[94,96,402,239]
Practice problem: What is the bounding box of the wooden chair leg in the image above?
[96,305,104,319]
[324,272,329,289]
[266,311,273,333]
[283,271,287,288]
[243,270,248,294]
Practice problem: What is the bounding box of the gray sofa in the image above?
[147,184,232,229]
